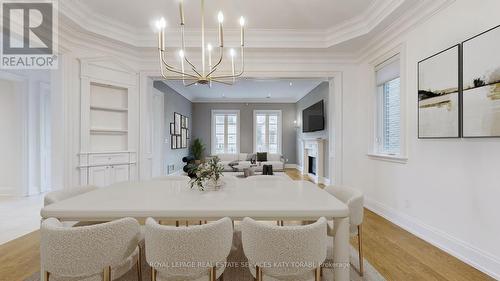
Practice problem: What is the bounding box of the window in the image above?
[253,110,282,154]
[375,56,401,156]
[211,110,240,154]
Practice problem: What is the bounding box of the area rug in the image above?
[26,231,384,281]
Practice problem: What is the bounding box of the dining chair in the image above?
[145,217,233,281]
[44,185,98,206]
[324,185,364,276]
[241,217,327,281]
[40,217,142,281]
[44,186,99,227]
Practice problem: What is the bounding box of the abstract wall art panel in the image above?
[418,45,460,138]
[462,25,500,137]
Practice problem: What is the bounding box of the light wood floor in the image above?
[0,169,494,281]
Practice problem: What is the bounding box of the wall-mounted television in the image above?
[302,100,324,132]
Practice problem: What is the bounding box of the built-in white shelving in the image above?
[79,58,139,187]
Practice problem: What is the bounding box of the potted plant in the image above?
[189,156,225,191]
[190,138,205,165]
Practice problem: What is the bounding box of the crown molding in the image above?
[58,0,406,49]
[356,0,456,63]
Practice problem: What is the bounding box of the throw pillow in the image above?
[245,153,255,161]
[256,152,267,162]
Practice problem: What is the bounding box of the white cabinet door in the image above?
[89,166,109,187]
[111,165,129,184]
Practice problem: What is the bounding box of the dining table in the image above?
[41,178,351,281]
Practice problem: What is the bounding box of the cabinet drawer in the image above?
[88,153,130,166]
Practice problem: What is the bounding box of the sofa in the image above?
[215,153,285,172]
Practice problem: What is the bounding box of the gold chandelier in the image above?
[155,0,245,87]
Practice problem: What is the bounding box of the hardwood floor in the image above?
[285,168,494,281]
[0,169,494,281]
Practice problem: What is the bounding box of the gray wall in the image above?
[153,81,193,173]
[296,82,329,178]
[192,103,298,164]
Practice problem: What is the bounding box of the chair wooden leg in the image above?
[42,271,50,281]
[315,267,321,281]
[151,267,156,281]
[255,265,262,281]
[186,220,189,227]
[103,266,111,281]
[137,245,143,281]
[210,266,216,281]
[358,224,364,276]
[176,220,179,227]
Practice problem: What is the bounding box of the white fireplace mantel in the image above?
[302,138,326,184]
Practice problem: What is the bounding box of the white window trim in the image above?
[368,45,408,163]
[253,110,282,154]
[211,110,240,154]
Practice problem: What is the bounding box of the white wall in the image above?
[0,79,22,194]
[343,0,500,278]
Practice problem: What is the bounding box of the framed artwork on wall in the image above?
[462,25,500,137]
[171,135,176,149]
[174,113,181,135]
[170,123,174,135]
[170,112,190,149]
[418,45,461,138]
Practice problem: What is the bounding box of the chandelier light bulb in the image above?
[207,44,213,51]
[239,16,245,26]
[217,11,224,23]
[179,49,185,58]
[156,17,166,31]
[230,48,235,57]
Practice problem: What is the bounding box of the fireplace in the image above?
[308,156,316,175]
[302,138,326,184]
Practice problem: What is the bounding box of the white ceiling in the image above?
[76,0,374,30]
[162,78,326,103]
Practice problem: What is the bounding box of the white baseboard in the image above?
[322,177,331,185]
[285,164,298,169]
[365,198,500,280]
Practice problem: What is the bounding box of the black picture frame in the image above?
[417,44,462,139]
[174,112,181,135]
[170,123,175,135]
[171,135,176,149]
[170,112,189,149]
[461,24,500,138]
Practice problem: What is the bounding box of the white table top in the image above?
[41,179,349,221]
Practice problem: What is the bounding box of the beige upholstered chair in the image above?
[241,217,327,281]
[145,217,233,281]
[44,185,98,206]
[41,217,142,281]
[325,185,364,275]
[44,186,99,227]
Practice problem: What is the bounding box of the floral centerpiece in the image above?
[189,156,225,191]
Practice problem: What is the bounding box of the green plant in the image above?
[189,156,224,191]
[190,138,205,160]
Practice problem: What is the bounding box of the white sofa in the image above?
[215,153,285,172]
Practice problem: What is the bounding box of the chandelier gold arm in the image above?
[211,47,244,79]
[159,50,199,79]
